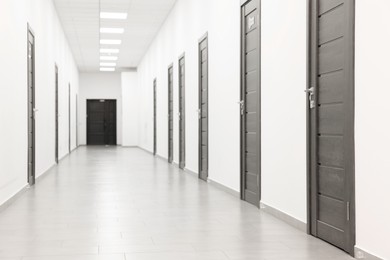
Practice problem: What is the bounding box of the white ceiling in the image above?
[53,0,177,72]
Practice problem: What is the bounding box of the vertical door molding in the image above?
[55,65,59,163]
[153,79,157,155]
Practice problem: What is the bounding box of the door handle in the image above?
[197,109,201,120]
[238,100,244,115]
[305,87,315,109]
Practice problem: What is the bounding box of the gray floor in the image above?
[0,147,354,260]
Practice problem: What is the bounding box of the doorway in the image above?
[308,0,355,255]
[168,65,174,163]
[153,79,157,155]
[240,0,261,208]
[87,99,117,145]
[55,65,59,164]
[178,54,186,169]
[198,33,208,181]
[27,25,36,186]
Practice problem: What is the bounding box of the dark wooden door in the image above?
[308,0,355,255]
[168,65,174,163]
[198,34,208,181]
[87,100,117,145]
[178,55,186,169]
[27,26,36,186]
[153,79,157,155]
[240,0,261,207]
[55,65,59,163]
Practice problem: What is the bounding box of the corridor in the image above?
[0,147,352,260]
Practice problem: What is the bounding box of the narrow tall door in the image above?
[168,65,174,163]
[68,84,71,153]
[178,55,186,169]
[27,27,36,186]
[153,79,157,155]
[240,0,261,207]
[198,34,208,181]
[87,100,117,145]
[308,0,355,255]
[55,65,59,164]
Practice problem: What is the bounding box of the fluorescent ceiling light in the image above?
[100,39,121,45]
[100,12,128,20]
[100,28,124,34]
[100,67,116,72]
[100,48,120,54]
[100,56,118,61]
[100,62,116,67]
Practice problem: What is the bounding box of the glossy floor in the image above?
[0,147,354,260]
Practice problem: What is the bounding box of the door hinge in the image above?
[347,201,350,221]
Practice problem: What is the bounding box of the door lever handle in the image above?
[305,87,315,109]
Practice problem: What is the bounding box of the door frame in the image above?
[178,53,186,169]
[306,0,356,255]
[198,32,209,181]
[27,24,36,186]
[240,0,261,207]
[168,64,174,163]
[153,78,157,155]
[55,64,59,164]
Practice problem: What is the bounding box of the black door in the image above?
[198,33,208,181]
[240,0,261,207]
[55,65,59,163]
[308,0,355,255]
[153,79,157,155]
[178,54,186,169]
[27,26,36,186]
[87,100,117,145]
[168,65,174,163]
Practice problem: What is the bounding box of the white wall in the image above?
[0,0,79,206]
[261,0,307,222]
[79,73,122,145]
[137,0,241,191]
[137,0,307,221]
[121,72,139,147]
[355,1,390,259]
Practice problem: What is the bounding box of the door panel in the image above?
[198,34,208,181]
[87,100,117,145]
[179,55,186,169]
[27,27,35,186]
[153,79,157,155]
[309,0,355,255]
[168,66,174,163]
[241,0,260,207]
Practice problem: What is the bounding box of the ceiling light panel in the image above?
[100,67,116,72]
[100,39,122,45]
[100,62,116,67]
[100,48,120,54]
[100,28,125,34]
[100,56,118,61]
[100,12,128,20]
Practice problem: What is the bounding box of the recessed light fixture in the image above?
[100,62,116,67]
[100,28,125,34]
[100,48,120,54]
[100,56,118,61]
[100,12,128,20]
[100,67,116,72]
[100,39,121,45]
